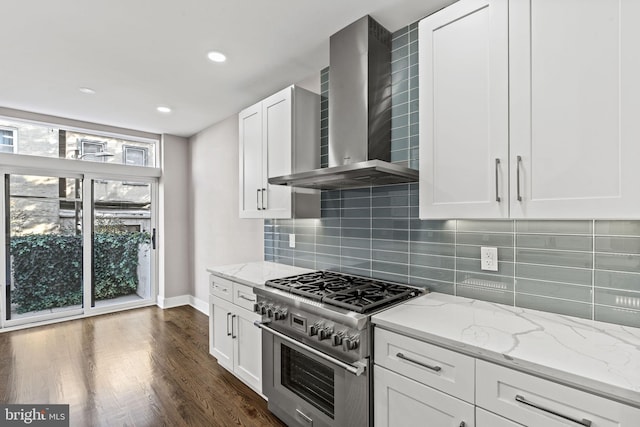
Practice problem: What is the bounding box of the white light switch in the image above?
[481,246,498,271]
[289,233,296,248]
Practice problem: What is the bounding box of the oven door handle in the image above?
[254,320,367,376]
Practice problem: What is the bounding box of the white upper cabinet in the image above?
[509,0,640,218]
[419,0,509,219]
[420,0,640,219]
[239,85,320,219]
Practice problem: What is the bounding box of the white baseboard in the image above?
[157,295,190,309]
[157,294,209,316]
[189,296,209,315]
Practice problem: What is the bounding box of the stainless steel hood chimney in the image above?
[269,15,419,190]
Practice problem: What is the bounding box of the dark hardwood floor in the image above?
[0,306,286,427]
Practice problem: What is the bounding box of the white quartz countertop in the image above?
[372,292,640,408]
[207,261,314,288]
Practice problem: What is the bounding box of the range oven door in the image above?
[261,326,369,427]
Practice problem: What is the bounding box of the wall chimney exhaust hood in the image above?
[269,15,419,190]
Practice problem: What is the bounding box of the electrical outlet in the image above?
[481,246,498,271]
[289,233,296,248]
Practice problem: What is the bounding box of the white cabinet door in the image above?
[209,295,234,371]
[374,365,475,427]
[238,103,263,218]
[233,309,262,393]
[476,408,522,427]
[510,0,640,218]
[419,0,509,219]
[262,87,293,218]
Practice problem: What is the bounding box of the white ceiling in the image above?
[1,0,453,138]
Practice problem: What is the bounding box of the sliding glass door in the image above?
[90,178,154,309]
[1,172,157,327]
[4,173,84,325]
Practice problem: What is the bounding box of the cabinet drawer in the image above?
[476,408,522,427]
[209,275,233,302]
[374,327,475,403]
[233,283,257,311]
[476,360,640,427]
[375,365,474,427]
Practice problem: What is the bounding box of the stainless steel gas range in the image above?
[253,271,425,427]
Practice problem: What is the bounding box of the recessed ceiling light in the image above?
[79,87,96,94]
[207,51,227,63]
[157,106,172,113]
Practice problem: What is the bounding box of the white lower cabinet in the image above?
[374,365,475,427]
[476,408,522,427]
[374,327,640,427]
[209,278,262,395]
[476,360,640,427]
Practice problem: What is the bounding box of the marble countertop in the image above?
[373,292,640,408]
[207,261,314,288]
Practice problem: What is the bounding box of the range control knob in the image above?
[342,335,360,352]
[260,304,268,315]
[318,326,334,341]
[308,322,322,337]
[330,331,345,347]
[266,305,276,319]
[254,302,266,314]
[274,308,288,321]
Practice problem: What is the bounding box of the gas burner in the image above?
[265,271,422,314]
[323,283,416,313]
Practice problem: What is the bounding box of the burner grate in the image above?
[265,271,420,313]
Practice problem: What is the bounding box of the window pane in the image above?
[0,118,157,166]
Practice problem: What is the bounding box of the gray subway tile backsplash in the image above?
[515,294,592,320]
[262,25,640,329]
[265,194,640,329]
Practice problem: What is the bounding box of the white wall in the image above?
[188,115,263,304]
[159,134,191,299]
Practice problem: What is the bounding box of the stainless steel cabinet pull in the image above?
[515,395,592,427]
[226,312,232,336]
[256,189,262,210]
[231,314,237,338]
[516,155,523,202]
[495,158,501,202]
[295,409,313,426]
[261,187,266,210]
[238,294,255,302]
[396,352,442,372]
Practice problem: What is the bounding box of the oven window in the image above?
[281,344,335,419]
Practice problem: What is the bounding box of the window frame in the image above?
[80,139,108,162]
[0,127,18,154]
[123,145,148,167]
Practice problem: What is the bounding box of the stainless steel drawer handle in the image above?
[396,352,442,372]
[295,409,313,426]
[515,395,592,427]
[495,158,501,202]
[256,189,262,210]
[255,320,366,376]
[226,312,232,336]
[238,294,255,302]
[231,314,237,339]
[516,155,523,202]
